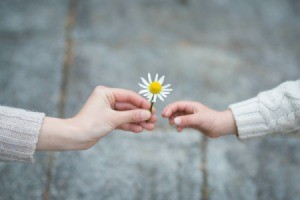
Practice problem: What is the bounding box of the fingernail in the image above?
[141,111,151,120]
[174,117,181,125]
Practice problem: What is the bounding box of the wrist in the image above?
[37,117,89,151]
[65,117,98,150]
[217,109,238,137]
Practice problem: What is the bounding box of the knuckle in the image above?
[131,111,139,121]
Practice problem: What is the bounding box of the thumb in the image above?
[115,109,151,125]
[174,114,199,127]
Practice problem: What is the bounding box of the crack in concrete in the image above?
[201,136,209,200]
[42,0,78,199]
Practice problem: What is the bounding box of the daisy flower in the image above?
[139,73,173,112]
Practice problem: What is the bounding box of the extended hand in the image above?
[37,86,156,151]
[162,101,237,138]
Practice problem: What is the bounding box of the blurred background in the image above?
[0,0,300,199]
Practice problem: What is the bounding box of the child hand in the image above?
[162,101,237,138]
[37,86,157,151]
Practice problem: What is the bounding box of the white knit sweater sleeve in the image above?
[0,106,45,162]
[229,80,300,139]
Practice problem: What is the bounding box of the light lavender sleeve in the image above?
[0,106,45,162]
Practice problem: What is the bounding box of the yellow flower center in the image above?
[149,82,162,94]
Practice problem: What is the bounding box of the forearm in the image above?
[216,109,238,137]
[37,117,88,151]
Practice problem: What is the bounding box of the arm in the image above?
[0,106,45,162]
[37,86,156,151]
[230,80,300,139]
[0,86,156,162]
[162,80,300,139]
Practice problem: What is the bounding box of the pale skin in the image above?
[162,101,238,138]
[37,86,157,151]
[37,88,237,151]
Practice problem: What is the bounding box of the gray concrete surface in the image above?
[207,135,300,200]
[50,131,201,200]
[0,0,300,199]
[0,1,67,199]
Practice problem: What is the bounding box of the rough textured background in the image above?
[0,0,300,199]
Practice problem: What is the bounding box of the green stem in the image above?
[147,96,155,122]
[149,101,154,113]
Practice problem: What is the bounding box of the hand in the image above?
[162,101,237,138]
[37,86,157,151]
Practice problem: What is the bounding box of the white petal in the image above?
[143,93,151,98]
[163,88,173,92]
[153,95,158,102]
[139,89,149,94]
[155,74,158,82]
[146,93,152,98]
[138,83,148,89]
[141,77,149,86]
[158,94,164,102]
[158,76,165,84]
[148,73,152,83]
[161,93,167,97]
[163,84,171,89]
[161,92,170,95]
[148,94,154,101]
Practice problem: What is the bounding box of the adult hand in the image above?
[37,86,157,151]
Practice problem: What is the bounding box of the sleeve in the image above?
[229,80,300,139]
[0,106,45,162]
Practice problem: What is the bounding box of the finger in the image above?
[114,102,157,123]
[115,109,151,126]
[163,101,191,117]
[169,112,179,125]
[139,122,155,131]
[162,101,197,117]
[118,123,144,133]
[114,102,138,111]
[177,126,184,132]
[112,88,151,109]
[115,102,155,112]
[174,114,199,127]
[150,108,156,115]
[169,110,187,125]
[117,121,155,131]
[147,113,157,124]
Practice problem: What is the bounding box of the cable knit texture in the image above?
[230,80,300,139]
[0,106,45,162]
